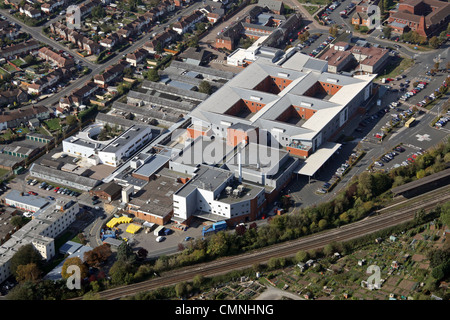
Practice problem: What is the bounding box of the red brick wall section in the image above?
[242,99,265,113]
[187,127,207,139]
[319,82,342,95]
[227,128,249,146]
[215,38,234,50]
[287,146,310,158]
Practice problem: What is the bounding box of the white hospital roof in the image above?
[294,142,342,176]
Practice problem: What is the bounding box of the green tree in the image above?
[146,68,160,82]
[175,281,187,297]
[329,25,338,37]
[198,80,212,95]
[429,36,440,49]
[117,242,137,264]
[382,26,392,38]
[187,35,199,48]
[318,219,328,230]
[109,260,135,285]
[5,281,35,300]
[207,232,230,257]
[91,5,106,19]
[440,202,450,227]
[24,54,36,65]
[295,250,309,263]
[10,215,26,228]
[193,274,204,288]
[323,243,335,256]
[10,244,42,278]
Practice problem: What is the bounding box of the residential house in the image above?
[20,4,42,19]
[59,81,98,112]
[99,33,119,49]
[144,29,178,53]
[0,40,40,59]
[38,47,74,68]
[0,105,50,130]
[0,88,28,107]
[126,49,148,67]
[93,60,128,88]
[172,10,205,34]
[27,68,70,94]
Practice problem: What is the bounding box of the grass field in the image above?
[297,0,331,5]
[302,4,320,15]
[44,118,62,131]
[376,57,415,80]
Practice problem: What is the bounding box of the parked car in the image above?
[156,236,166,242]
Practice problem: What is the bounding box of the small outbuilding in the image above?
[89,181,122,201]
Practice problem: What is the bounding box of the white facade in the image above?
[63,124,153,167]
[172,166,265,222]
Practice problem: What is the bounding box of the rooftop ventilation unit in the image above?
[250,95,262,101]
[300,101,312,107]
[327,78,338,83]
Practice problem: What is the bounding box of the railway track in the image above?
[74,187,450,300]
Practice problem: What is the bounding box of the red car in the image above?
[408,157,414,162]
[28,191,38,196]
[412,154,417,159]
[54,187,60,193]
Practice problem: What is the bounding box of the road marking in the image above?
[415,133,431,141]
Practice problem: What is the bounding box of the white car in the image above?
[156,236,166,242]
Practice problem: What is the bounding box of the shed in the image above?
[59,240,83,255]
[89,181,122,201]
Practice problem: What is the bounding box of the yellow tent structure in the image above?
[126,224,142,234]
[106,216,133,228]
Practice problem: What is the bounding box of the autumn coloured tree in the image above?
[83,244,112,268]
[61,257,88,280]
[16,263,42,283]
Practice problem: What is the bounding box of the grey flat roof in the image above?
[141,80,209,101]
[127,90,196,112]
[175,165,233,197]
[170,60,235,80]
[5,189,49,209]
[166,80,197,91]
[59,241,83,255]
[133,154,170,177]
[30,163,101,188]
[100,124,150,154]
[112,101,181,124]
[96,112,161,133]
